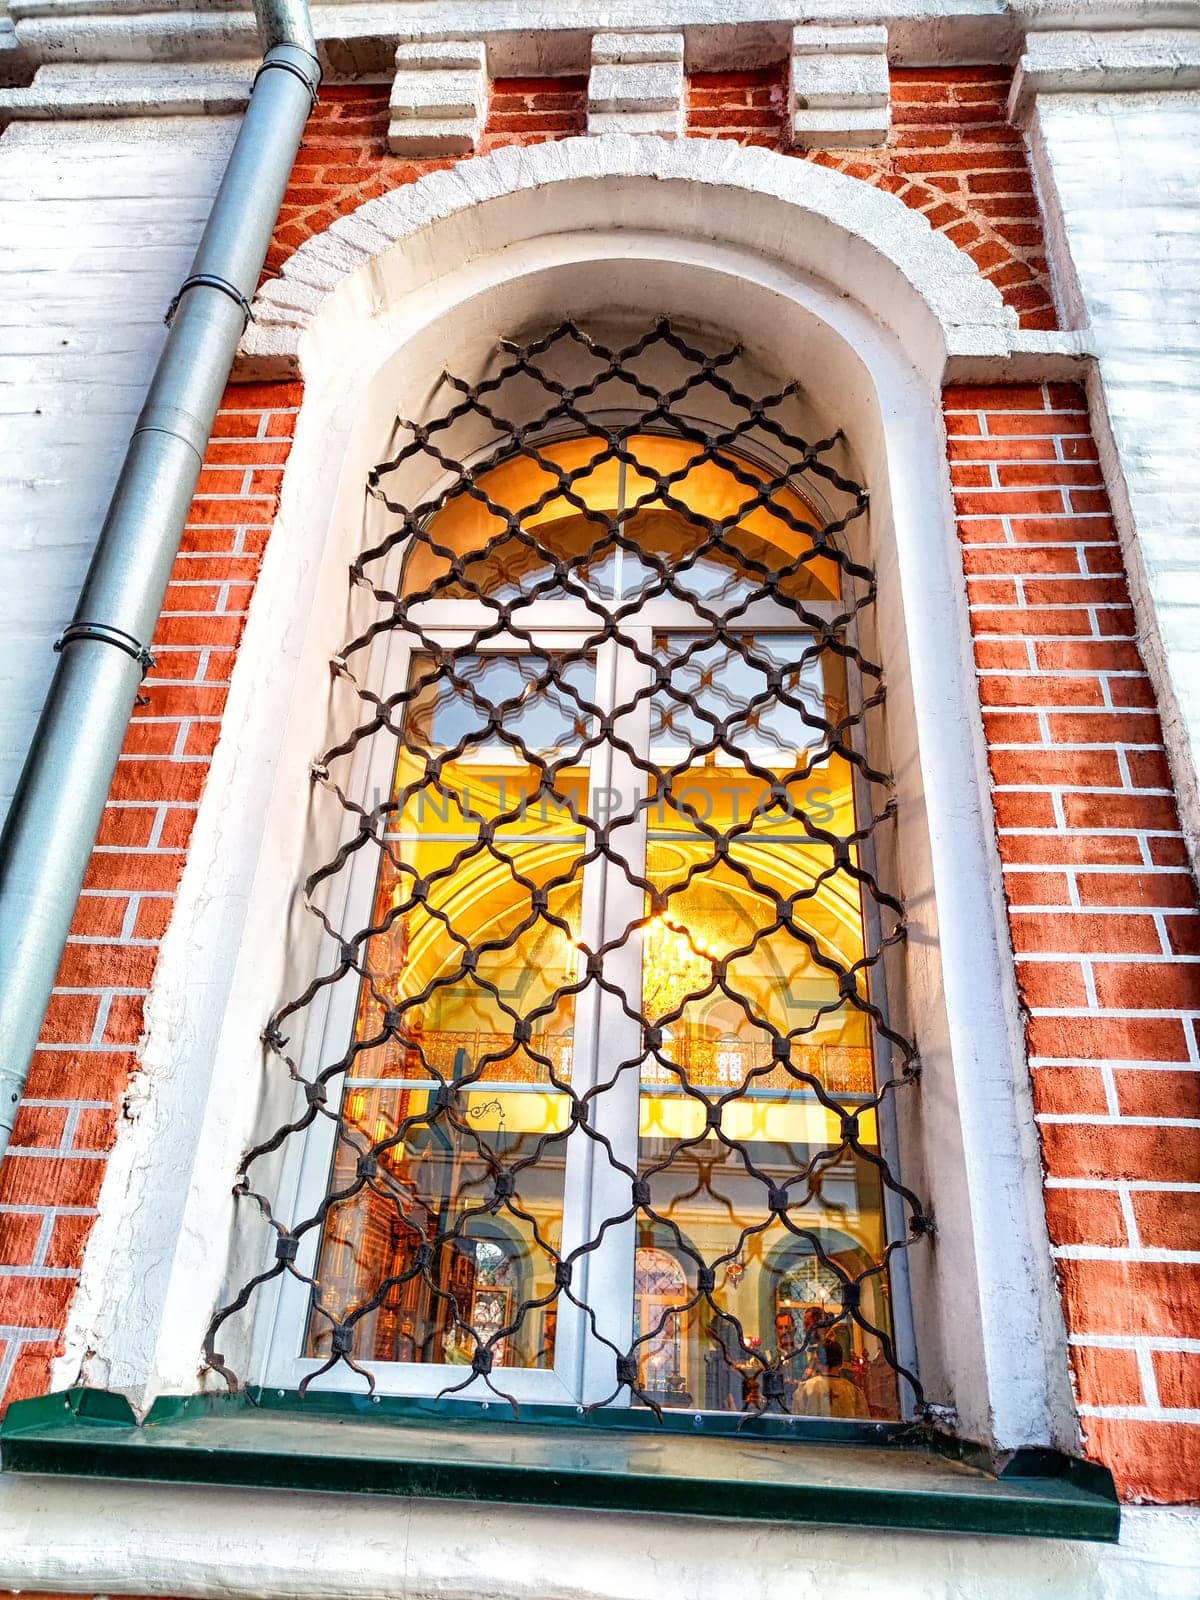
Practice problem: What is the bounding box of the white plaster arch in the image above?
[58,135,1082,1490]
[241,133,1021,387]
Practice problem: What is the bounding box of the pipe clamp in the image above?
[165,274,256,331]
[254,54,321,108]
[54,623,156,676]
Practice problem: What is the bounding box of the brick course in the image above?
[948,381,1200,1504]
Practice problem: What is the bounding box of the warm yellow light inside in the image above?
[307,431,897,1418]
[404,433,841,603]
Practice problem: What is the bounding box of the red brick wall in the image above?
[1,66,1196,1510]
[687,65,1056,329]
[272,70,1052,329]
[268,78,588,276]
[947,381,1200,1504]
[0,384,300,1409]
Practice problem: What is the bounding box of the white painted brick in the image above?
[791,23,889,53]
[587,32,685,136]
[788,19,890,149]
[386,116,481,157]
[393,39,487,73]
[0,61,254,122]
[388,69,483,122]
[1033,92,1200,865]
[790,52,890,109]
[588,109,683,136]
[0,116,239,826]
[588,60,684,114]
[387,37,488,158]
[792,106,890,147]
[590,32,684,65]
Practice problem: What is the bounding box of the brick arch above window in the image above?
[241,132,1050,387]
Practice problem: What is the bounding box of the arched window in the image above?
[209,323,924,1419]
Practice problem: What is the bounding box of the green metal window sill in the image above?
[1,1388,1119,1543]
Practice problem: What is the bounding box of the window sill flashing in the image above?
[0,1388,1118,1543]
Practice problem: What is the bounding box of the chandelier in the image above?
[561,916,715,1019]
[642,917,714,1019]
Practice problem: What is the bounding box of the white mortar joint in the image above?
[588,31,684,139]
[388,37,488,159]
[789,21,890,150]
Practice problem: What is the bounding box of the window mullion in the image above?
[576,628,653,1407]
[551,630,622,1402]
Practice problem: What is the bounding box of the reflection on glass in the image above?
[308,430,899,1416]
[403,434,840,605]
[632,633,899,1419]
[634,1247,688,1399]
[309,1084,564,1369]
[306,650,594,1368]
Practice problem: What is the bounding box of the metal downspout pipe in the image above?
[0,1,321,1158]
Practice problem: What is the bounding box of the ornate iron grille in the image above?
[207,320,931,1423]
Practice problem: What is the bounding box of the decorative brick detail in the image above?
[687,65,1057,331]
[0,383,301,1412]
[387,39,488,158]
[269,73,1051,330]
[789,24,890,149]
[588,32,685,138]
[947,381,1200,1505]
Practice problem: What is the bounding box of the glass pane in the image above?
[404,436,623,603]
[306,650,594,1369]
[647,634,831,766]
[631,633,899,1419]
[307,1083,565,1370]
[616,438,840,607]
[403,435,841,606]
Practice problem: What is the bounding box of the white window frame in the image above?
[257,432,899,1410]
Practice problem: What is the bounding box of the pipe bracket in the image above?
[165,274,257,332]
[55,623,157,676]
[254,54,321,109]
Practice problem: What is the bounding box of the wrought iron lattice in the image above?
[206,319,932,1423]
